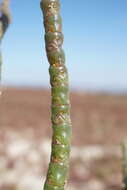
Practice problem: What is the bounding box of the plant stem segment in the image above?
[40,0,72,189]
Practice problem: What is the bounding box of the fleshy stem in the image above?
[40,0,72,190]
[0,0,11,94]
[122,142,127,190]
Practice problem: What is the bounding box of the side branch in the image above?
[0,0,11,39]
[0,0,11,93]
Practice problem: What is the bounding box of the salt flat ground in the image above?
[0,87,127,190]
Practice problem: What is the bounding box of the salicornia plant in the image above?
[40,0,72,189]
[0,0,11,90]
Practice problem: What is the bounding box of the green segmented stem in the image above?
[122,142,127,190]
[0,0,11,92]
[40,0,72,189]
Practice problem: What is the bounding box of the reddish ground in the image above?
[1,87,127,145]
[0,87,127,190]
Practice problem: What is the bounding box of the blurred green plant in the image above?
[40,0,72,189]
[122,142,127,190]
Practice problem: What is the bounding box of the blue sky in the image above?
[2,0,127,91]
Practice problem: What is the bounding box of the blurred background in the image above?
[0,0,127,190]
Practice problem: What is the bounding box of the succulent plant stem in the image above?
[40,0,72,189]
